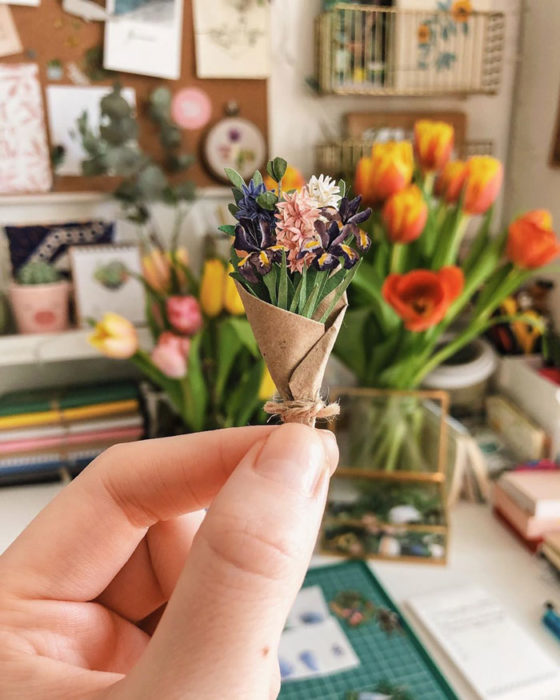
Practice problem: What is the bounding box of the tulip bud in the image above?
[89,312,138,359]
[166,295,203,335]
[199,259,226,318]
[150,332,190,379]
[382,185,428,244]
[463,156,503,215]
[223,263,245,315]
[414,120,454,173]
[506,210,560,269]
[435,160,468,204]
[258,366,276,401]
[354,141,414,204]
[142,249,170,294]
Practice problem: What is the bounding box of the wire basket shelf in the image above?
[316,4,505,96]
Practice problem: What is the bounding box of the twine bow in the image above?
[263,395,340,427]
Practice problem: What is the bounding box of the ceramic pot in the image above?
[9,280,71,334]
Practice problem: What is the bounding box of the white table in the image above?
[1,483,559,698]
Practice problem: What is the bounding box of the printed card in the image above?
[279,617,360,682]
[286,585,331,629]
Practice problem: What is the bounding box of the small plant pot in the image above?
[9,280,71,334]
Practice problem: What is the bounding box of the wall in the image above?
[505,0,560,221]
[268,0,521,224]
[504,0,560,327]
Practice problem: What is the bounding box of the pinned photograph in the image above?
[104,0,184,80]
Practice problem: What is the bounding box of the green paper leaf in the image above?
[263,268,277,305]
[318,262,361,324]
[218,224,237,236]
[224,167,245,189]
[228,203,240,217]
[252,170,263,186]
[266,157,287,183]
[278,250,288,310]
[256,192,278,211]
[338,179,346,198]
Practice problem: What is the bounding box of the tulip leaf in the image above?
[228,317,259,356]
[333,308,370,380]
[224,167,245,190]
[225,360,264,427]
[182,333,208,433]
[215,320,243,400]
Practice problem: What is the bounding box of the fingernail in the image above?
[254,424,328,497]
[318,429,339,475]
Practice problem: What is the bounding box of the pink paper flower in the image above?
[151,332,190,378]
[275,189,320,272]
[166,295,203,335]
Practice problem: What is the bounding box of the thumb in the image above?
[121,424,337,699]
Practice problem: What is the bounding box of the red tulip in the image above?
[382,267,464,331]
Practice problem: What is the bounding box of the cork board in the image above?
[3,0,269,191]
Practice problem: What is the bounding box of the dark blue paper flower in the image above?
[236,181,276,226]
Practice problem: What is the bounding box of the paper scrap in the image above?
[0,6,22,58]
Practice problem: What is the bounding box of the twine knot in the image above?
[263,395,340,426]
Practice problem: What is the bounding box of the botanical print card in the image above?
[0,0,40,7]
[69,245,145,327]
[0,64,52,194]
[46,85,136,176]
[0,6,22,58]
[104,0,184,80]
[193,0,270,79]
[279,617,360,682]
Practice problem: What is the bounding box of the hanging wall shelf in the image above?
[316,4,505,97]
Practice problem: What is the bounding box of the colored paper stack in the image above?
[0,381,144,485]
[493,471,560,551]
[541,532,560,574]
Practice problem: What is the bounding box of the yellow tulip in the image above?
[200,259,226,318]
[354,141,414,205]
[414,120,454,173]
[89,312,138,359]
[223,263,245,315]
[258,366,277,401]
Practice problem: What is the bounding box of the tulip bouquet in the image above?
[90,247,273,433]
[334,119,560,470]
[222,158,372,426]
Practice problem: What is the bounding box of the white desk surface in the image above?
[1,483,559,699]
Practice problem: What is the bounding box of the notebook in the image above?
[407,585,560,700]
[498,472,560,519]
[493,484,560,540]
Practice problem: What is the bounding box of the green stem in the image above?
[390,243,404,274]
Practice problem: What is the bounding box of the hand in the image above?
[0,424,338,699]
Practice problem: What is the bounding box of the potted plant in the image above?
[9,261,71,334]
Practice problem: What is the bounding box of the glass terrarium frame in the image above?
[321,387,450,565]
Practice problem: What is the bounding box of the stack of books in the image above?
[0,381,144,485]
[493,471,560,550]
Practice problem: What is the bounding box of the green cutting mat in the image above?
[279,561,457,700]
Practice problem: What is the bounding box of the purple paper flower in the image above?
[234,218,283,282]
[324,195,372,253]
[298,220,360,271]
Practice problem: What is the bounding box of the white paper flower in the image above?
[307,174,341,208]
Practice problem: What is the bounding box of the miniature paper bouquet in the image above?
[221,159,372,427]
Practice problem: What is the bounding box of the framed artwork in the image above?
[193,0,270,79]
[69,245,145,327]
[5,220,115,276]
[103,0,184,80]
[203,116,266,182]
[551,94,560,168]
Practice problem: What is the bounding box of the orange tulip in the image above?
[414,120,454,173]
[382,185,428,244]
[463,156,503,215]
[354,141,414,204]
[435,160,468,204]
[506,210,560,269]
[142,248,189,294]
[382,266,464,332]
[263,164,305,192]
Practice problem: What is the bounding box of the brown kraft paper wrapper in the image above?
[236,281,347,426]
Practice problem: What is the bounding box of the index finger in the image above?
[0,426,275,602]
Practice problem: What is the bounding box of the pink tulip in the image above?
[166,295,203,335]
[151,332,190,378]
